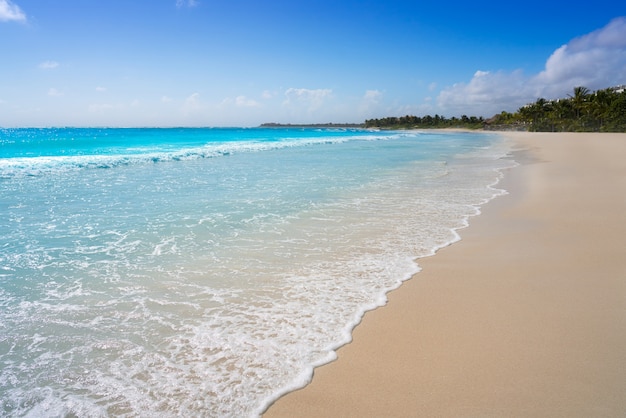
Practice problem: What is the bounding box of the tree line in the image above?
[365,86,626,132]
[500,86,626,132]
[364,114,485,129]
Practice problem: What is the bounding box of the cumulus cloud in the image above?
[0,0,26,22]
[534,17,626,96]
[39,61,60,70]
[438,17,626,116]
[438,69,528,116]
[283,88,333,111]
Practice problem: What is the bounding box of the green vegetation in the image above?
[365,114,485,130]
[365,86,626,132]
[509,86,626,132]
[260,122,364,128]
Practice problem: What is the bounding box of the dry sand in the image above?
[264,132,626,417]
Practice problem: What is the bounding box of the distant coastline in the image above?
[260,122,365,128]
[262,85,626,133]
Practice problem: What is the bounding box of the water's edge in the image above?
[258,136,519,416]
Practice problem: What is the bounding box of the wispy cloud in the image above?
[39,61,60,70]
[95,86,106,92]
[88,100,139,114]
[184,92,200,106]
[364,90,382,101]
[182,92,205,116]
[0,0,26,22]
[88,103,115,113]
[283,88,333,111]
[219,95,261,109]
[358,90,383,117]
[176,0,198,8]
[48,88,63,97]
[235,95,260,107]
[437,17,626,116]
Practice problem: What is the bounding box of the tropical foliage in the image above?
[364,86,626,132]
[364,114,484,129]
[510,86,626,132]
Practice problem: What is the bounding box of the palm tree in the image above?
[569,86,590,123]
[590,88,611,131]
[529,98,548,130]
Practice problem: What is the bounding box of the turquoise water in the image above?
[0,128,513,417]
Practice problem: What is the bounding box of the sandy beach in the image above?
[265,132,626,417]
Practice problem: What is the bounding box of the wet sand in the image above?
[264,132,626,417]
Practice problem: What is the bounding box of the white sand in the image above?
[265,132,626,417]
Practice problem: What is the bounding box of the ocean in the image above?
[0,127,514,417]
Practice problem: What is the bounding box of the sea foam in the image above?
[0,128,514,417]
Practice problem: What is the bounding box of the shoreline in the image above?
[264,132,626,417]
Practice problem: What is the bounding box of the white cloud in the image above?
[48,88,63,97]
[438,69,528,116]
[182,92,205,116]
[185,92,200,106]
[161,95,172,103]
[358,90,383,115]
[235,95,260,107]
[437,17,626,116]
[176,0,198,8]
[88,103,115,113]
[220,95,261,109]
[0,0,26,22]
[283,88,333,111]
[363,90,382,102]
[88,100,138,114]
[39,61,60,70]
[534,17,626,96]
[96,86,106,92]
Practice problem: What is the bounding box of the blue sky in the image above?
[1,0,625,127]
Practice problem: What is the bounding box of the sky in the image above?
[1,0,625,127]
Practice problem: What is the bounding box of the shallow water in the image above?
[0,128,513,417]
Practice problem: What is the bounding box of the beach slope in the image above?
[265,132,626,417]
